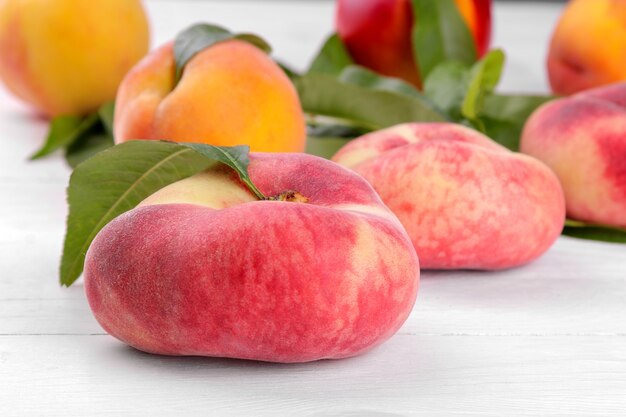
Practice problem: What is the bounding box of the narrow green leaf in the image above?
[479,93,554,150]
[61,141,261,286]
[234,33,273,53]
[307,123,367,139]
[174,23,271,83]
[31,113,99,160]
[411,0,477,80]
[65,133,114,169]
[562,219,626,244]
[339,66,426,100]
[423,60,471,120]
[308,33,354,75]
[98,101,116,136]
[184,144,265,200]
[295,72,446,132]
[481,93,555,122]
[462,49,505,120]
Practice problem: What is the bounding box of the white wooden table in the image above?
[1,1,625,416]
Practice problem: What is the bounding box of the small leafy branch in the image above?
[298,0,554,157]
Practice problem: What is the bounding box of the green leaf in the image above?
[411,0,477,81]
[174,23,271,83]
[65,133,114,169]
[423,60,470,120]
[339,66,426,100]
[481,93,555,122]
[31,113,99,160]
[98,101,115,136]
[307,123,367,139]
[417,49,548,151]
[480,93,554,150]
[461,49,505,120]
[308,33,354,75]
[306,136,353,159]
[61,141,261,286]
[184,143,265,200]
[295,71,446,132]
[562,219,626,244]
[31,101,117,162]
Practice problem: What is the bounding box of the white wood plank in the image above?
[1,334,624,416]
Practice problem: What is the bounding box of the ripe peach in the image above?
[114,40,306,153]
[521,82,626,228]
[0,0,149,117]
[336,0,492,87]
[547,0,626,95]
[333,123,565,270]
[83,153,419,362]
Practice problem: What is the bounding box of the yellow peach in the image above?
[548,0,626,95]
[0,0,150,116]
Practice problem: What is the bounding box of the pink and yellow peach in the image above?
[521,82,626,228]
[84,153,419,362]
[0,0,149,117]
[333,123,566,270]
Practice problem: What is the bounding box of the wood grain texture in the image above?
[1,1,625,416]
[0,335,624,416]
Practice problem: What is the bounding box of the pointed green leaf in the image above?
[480,93,554,150]
[174,23,271,83]
[308,33,354,75]
[411,0,477,80]
[61,141,262,287]
[64,133,115,169]
[295,71,446,132]
[98,101,116,136]
[339,65,426,100]
[31,113,99,160]
[423,60,471,120]
[462,49,505,120]
[184,143,265,199]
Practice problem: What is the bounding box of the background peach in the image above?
[333,123,565,270]
[84,153,419,362]
[336,0,492,87]
[114,40,306,153]
[547,0,626,95]
[521,83,626,228]
[0,0,149,117]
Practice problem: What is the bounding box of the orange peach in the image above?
[521,82,626,228]
[0,0,149,117]
[84,153,419,362]
[333,123,565,270]
[547,0,626,95]
[114,40,306,153]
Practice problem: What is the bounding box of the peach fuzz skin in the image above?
[333,123,566,270]
[83,153,419,363]
[0,0,149,117]
[521,83,626,228]
[547,0,626,95]
[114,40,306,153]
